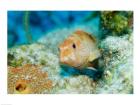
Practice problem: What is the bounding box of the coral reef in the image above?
[8,11,133,93]
[8,43,61,84]
[53,76,96,94]
[7,35,97,94]
[8,64,53,94]
[96,35,133,93]
[8,29,133,94]
[100,11,133,38]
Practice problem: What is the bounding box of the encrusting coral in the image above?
[53,75,96,94]
[8,64,53,94]
[96,35,133,93]
[7,43,97,94]
[8,43,61,88]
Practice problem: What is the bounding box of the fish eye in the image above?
[72,43,76,49]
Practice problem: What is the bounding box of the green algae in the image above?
[100,11,133,38]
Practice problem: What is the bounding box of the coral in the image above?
[100,11,133,38]
[8,43,60,79]
[7,42,97,94]
[8,20,133,94]
[8,64,53,94]
[51,75,96,94]
[96,35,133,93]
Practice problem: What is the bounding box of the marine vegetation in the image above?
[100,11,133,38]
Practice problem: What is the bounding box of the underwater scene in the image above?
[8,11,133,94]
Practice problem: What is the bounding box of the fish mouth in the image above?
[59,58,83,69]
[59,55,88,69]
[59,56,76,68]
[75,58,89,69]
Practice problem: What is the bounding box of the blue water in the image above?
[8,11,100,48]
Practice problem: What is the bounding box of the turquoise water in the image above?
[8,11,99,48]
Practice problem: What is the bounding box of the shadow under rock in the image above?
[60,65,103,81]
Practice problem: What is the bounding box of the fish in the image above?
[59,30,101,70]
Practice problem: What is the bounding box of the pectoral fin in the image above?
[86,67,97,71]
[89,53,96,62]
[89,50,101,62]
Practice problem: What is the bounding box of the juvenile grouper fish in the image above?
[59,30,101,70]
